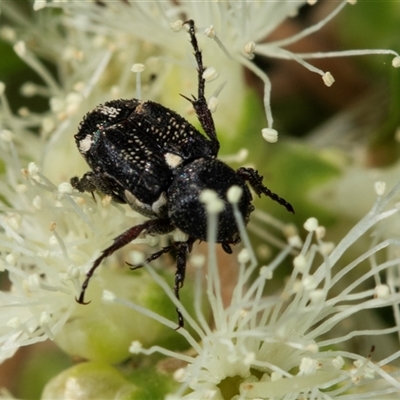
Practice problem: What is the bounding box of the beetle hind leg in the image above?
[174,238,195,328]
[127,236,196,329]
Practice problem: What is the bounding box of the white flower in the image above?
[112,181,400,399]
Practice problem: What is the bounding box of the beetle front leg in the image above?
[71,172,97,194]
[76,218,174,305]
[71,171,126,203]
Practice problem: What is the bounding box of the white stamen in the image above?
[0,27,16,41]
[67,265,80,279]
[7,214,21,230]
[65,92,82,116]
[309,289,325,303]
[15,185,27,194]
[50,97,63,113]
[238,249,250,264]
[322,71,335,87]
[332,356,345,370]
[5,253,17,266]
[49,235,58,246]
[129,340,143,354]
[18,107,30,117]
[375,284,390,299]
[200,190,224,214]
[259,266,273,280]
[102,195,112,207]
[0,130,13,142]
[204,25,216,39]
[132,64,145,100]
[374,181,386,196]
[7,318,21,328]
[32,195,43,210]
[33,0,47,11]
[170,20,183,32]
[28,274,40,290]
[39,312,51,327]
[208,96,219,113]
[227,185,242,204]
[315,226,326,239]
[190,254,205,269]
[102,290,116,303]
[244,41,256,58]
[202,67,219,82]
[303,276,317,291]
[283,223,298,238]
[14,41,26,57]
[262,128,278,143]
[146,235,159,247]
[319,242,335,255]
[304,217,318,232]
[131,63,145,73]
[173,368,186,382]
[392,56,400,68]
[244,352,255,365]
[271,372,283,381]
[58,182,73,194]
[129,251,145,265]
[288,234,303,248]
[299,357,319,375]
[293,255,307,272]
[28,162,39,176]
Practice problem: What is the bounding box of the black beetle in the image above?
[71,20,293,327]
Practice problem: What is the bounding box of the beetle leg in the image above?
[70,172,97,193]
[236,167,294,213]
[76,218,174,304]
[183,20,220,156]
[128,236,196,328]
[71,171,126,204]
[221,242,232,254]
[221,232,242,254]
[126,244,175,270]
[174,238,195,328]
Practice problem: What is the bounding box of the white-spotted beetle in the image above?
[71,20,294,327]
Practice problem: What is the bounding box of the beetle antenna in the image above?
[236,167,294,214]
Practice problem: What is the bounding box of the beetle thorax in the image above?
[167,158,254,242]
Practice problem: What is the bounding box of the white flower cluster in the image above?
[0,1,399,397]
